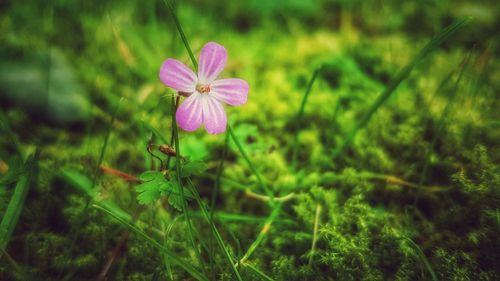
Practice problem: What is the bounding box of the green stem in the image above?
[292,66,322,169]
[171,96,208,278]
[92,97,123,188]
[163,0,198,70]
[94,204,208,281]
[238,204,282,265]
[209,131,229,279]
[228,124,274,205]
[166,96,180,169]
[186,179,244,281]
[418,52,471,188]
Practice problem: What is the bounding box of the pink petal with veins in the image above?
[201,96,227,134]
[198,42,227,83]
[210,78,249,106]
[160,59,197,93]
[176,93,203,131]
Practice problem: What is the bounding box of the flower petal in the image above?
[210,78,249,106]
[160,58,197,92]
[198,42,227,83]
[176,93,203,132]
[201,96,227,134]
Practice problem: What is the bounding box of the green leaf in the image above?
[135,171,193,206]
[167,192,183,211]
[60,168,94,196]
[165,180,194,211]
[181,160,208,178]
[135,171,169,205]
[138,170,163,182]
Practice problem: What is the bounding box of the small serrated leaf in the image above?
[139,171,163,181]
[181,160,208,178]
[168,193,183,211]
[137,188,160,204]
[135,171,168,204]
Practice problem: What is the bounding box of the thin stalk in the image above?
[308,204,322,265]
[332,17,472,159]
[418,52,472,188]
[292,66,322,168]
[402,237,438,281]
[163,0,197,70]
[186,179,243,281]
[166,96,180,169]
[0,152,37,250]
[209,131,230,279]
[228,125,274,204]
[92,97,123,188]
[171,96,208,277]
[245,190,295,203]
[245,263,275,281]
[94,204,208,281]
[238,204,282,265]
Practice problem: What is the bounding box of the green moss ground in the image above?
[1,0,499,280]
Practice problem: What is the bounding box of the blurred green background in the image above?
[0,0,499,280]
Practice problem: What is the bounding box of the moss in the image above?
[1,0,499,280]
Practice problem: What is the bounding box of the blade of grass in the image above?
[238,203,282,265]
[209,131,230,280]
[308,204,322,265]
[60,169,132,220]
[245,263,275,281]
[93,203,208,281]
[417,51,472,200]
[140,120,169,144]
[292,66,322,169]
[171,96,208,278]
[332,16,472,158]
[92,97,123,188]
[401,237,438,281]
[0,151,38,250]
[163,0,197,70]
[186,178,243,281]
[228,125,275,204]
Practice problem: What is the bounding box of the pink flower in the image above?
[159,42,249,134]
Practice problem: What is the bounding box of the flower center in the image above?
[196,84,211,94]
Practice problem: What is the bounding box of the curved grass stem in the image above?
[228,124,275,205]
[186,179,244,281]
[292,66,322,169]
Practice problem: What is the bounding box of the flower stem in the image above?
[171,96,208,278]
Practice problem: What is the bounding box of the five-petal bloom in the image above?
[159,42,249,134]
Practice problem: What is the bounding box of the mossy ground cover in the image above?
[0,0,499,280]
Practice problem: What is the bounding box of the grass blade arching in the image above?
[292,66,322,169]
[332,16,472,158]
[0,151,38,250]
